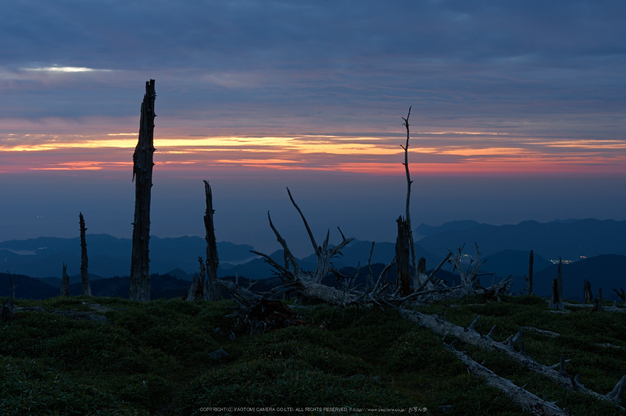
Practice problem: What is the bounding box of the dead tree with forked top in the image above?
[130,79,156,302]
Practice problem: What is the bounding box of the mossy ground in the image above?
[1,294,625,415]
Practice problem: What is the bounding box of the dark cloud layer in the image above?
[1,1,626,251]
[2,0,626,129]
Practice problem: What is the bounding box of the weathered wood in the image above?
[395,216,411,296]
[61,263,69,297]
[400,308,626,410]
[79,212,92,296]
[549,259,564,311]
[400,106,419,283]
[251,188,356,306]
[202,180,220,301]
[130,79,156,302]
[445,344,569,416]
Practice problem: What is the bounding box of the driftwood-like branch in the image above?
[267,211,301,278]
[252,188,356,305]
[445,343,569,416]
[416,252,453,293]
[400,309,626,409]
[286,187,318,254]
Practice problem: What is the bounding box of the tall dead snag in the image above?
[399,106,421,290]
[395,216,411,296]
[549,258,564,311]
[202,180,220,301]
[61,263,69,297]
[130,79,156,302]
[79,212,92,296]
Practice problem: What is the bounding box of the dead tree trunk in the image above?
[395,216,411,296]
[549,258,564,311]
[526,249,534,295]
[61,263,69,297]
[583,279,592,303]
[202,180,220,301]
[400,106,420,286]
[79,212,92,296]
[130,79,156,302]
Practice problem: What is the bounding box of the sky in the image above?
[1,0,625,257]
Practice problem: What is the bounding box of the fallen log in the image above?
[400,308,626,409]
[446,343,569,416]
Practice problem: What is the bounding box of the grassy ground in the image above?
[1,294,625,415]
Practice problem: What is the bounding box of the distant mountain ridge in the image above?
[416,218,626,261]
[2,218,625,282]
[0,235,254,278]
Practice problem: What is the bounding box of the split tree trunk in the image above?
[202,180,220,301]
[61,263,69,297]
[130,79,156,302]
[79,212,92,296]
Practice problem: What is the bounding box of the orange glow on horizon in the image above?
[1,131,625,176]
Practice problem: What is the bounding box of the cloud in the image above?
[0,0,625,177]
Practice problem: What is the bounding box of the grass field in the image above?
[1,294,625,415]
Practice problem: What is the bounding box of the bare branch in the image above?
[286,187,318,253]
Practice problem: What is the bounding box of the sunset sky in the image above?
[1,1,625,256]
